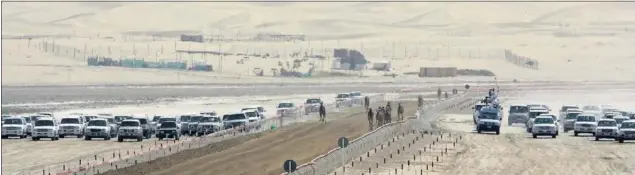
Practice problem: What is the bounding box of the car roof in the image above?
[279,101,293,103]
[90,118,107,121]
[614,116,630,119]
[37,117,55,120]
[598,118,616,121]
[242,109,258,112]
[562,105,578,107]
[225,112,246,115]
[122,119,140,122]
[536,115,554,119]
[578,113,597,117]
[6,116,23,119]
[530,107,548,111]
[622,120,635,123]
[567,109,583,112]
[510,104,528,107]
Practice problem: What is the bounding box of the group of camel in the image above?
[367,101,404,130]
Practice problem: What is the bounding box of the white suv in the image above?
[617,120,635,143]
[223,112,250,130]
[574,114,597,136]
[84,118,112,140]
[117,120,144,142]
[59,116,85,138]
[532,116,558,138]
[2,117,28,139]
[277,101,298,117]
[595,119,618,141]
[32,117,60,141]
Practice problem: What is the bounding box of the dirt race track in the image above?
[104,101,421,175]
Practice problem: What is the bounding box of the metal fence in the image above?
[19,93,397,175]
[281,91,480,175]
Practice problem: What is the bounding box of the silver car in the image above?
[563,110,583,132]
[617,120,635,143]
[507,104,529,126]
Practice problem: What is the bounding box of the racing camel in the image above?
[376,107,385,127]
[397,103,405,121]
[367,108,374,130]
[319,102,327,123]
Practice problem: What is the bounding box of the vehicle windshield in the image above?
[529,112,548,118]
[189,116,202,122]
[474,105,485,111]
[621,122,635,129]
[615,118,628,124]
[577,116,596,122]
[61,118,80,124]
[583,106,600,111]
[152,116,161,122]
[479,112,499,120]
[158,118,176,123]
[566,113,581,120]
[223,114,246,121]
[200,117,220,123]
[121,121,139,127]
[136,118,148,125]
[160,122,177,128]
[598,120,617,127]
[88,120,107,126]
[278,103,294,108]
[509,106,529,113]
[201,112,217,116]
[35,120,54,126]
[179,115,192,122]
[306,99,321,104]
[527,104,541,108]
[561,106,579,112]
[245,111,258,117]
[336,94,350,98]
[534,118,554,124]
[242,108,257,111]
[4,118,23,124]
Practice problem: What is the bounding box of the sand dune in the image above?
[2,2,635,86]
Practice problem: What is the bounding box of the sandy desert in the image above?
[2,1,635,175]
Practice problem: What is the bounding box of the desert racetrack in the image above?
[2,82,635,175]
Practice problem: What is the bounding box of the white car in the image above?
[335,93,353,108]
[277,101,298,117]
[84,118,113,140]
[595,119,618,141]
[58,116,85,138]
[582,105,603,117]
[197,116,223,136]
[117,120,144,142]
[563,109,583,132]
[558,105,579,120]
[23,116,33,136]
[223,112,250,130]
[240,106,266,118]
[574,114,597,136]
[532,116,558,138]
[242,109,262,123]
[32,117,60,141]
[2,117,29,139]
[617,120,635,143]
[526,107,549,133]
[614,116,630,128]
[348,91,363,105]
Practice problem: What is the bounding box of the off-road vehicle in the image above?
[32,117,60,141]
[84,118,112,140]
[2,117,28,139]
[59,116,84,138]
[117,119,143,142]
[157,121,180,140]
[197,116,223,136]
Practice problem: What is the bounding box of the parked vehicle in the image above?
[32,117,60,141]
[157,121,180,140]
[197,116,223,136]
[2,117,28,139]
[223,112,249,130]
[59,116,85,138]
[84,118,113,140]
[117,120,143,142]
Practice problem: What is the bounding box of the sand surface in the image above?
[3,2,635,86]
[328,83,635,175]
